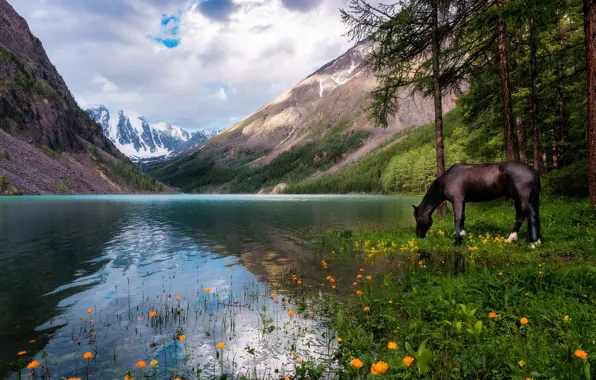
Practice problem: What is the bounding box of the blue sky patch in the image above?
[149,10,183,49]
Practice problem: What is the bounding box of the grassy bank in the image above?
[289,197,596,379]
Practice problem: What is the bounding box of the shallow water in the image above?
[0,194,418,379]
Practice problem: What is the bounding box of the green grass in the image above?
[92,150,164,193]
[288,197,596,379]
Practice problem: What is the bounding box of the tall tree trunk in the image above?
[431,0,447,216]
[555,10,566,168]
[516,116,528,163]
[584,0,596,206]
[497,0,516,161]
[529,16,545,175]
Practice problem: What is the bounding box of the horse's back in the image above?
[442,161,537,202]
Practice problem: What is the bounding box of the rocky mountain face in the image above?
[0,0,169,195]
[85,105,212,162]
[152,39,457,193]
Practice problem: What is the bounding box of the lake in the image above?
[0,195,419,379]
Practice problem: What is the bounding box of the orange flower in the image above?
[332,285,337,289]
[403,356,414,367]
[17,351,26,355]
[366,275,372,280]
[363,306,370,312]
[288,310,295,317]
[356,274,363,279]
[520,317,528,325]
[360,268,364,272]
[350,358,364,368]
[356,290,363,296]
[337,337,342,343]
[68,377,82,380]
[329,278,336,283]
[352,282,357,286]
[27,360,39,369]
[297,280,302,285]
[124,375,134,380]
[179,335,186,341]
[136,361,146,368]
[270,293,277,298]
[87,308,93,314]
[217,342,226,349]
[175,378,182,380]
[326,275,332,280]
[370,361,388,375]
[297,359,304,364]
[488,312,498,320]
[83,351,93,359]
[387,341,398,350]
[149,311,157,318]
[574,349,588,359]
[175,296,180,301]
[205,287,211,292]
[261,293,266,297]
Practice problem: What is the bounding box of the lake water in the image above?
[0,195,418,379]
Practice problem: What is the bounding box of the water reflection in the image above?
[0,195,417,378]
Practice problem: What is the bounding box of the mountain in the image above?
[150,40,457,193]
[85,105,212,162]
[0,0,169,195]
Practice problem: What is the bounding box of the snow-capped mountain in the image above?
[85,105,211,162]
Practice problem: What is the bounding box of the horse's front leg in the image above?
[453,201,466,245]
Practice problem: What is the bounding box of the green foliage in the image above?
[299,198,596,378]
[543,160,589,197]
[93,151,164,193]
[0,172,6,190]
[152,120,370,193]
[286,110,470,194]
[14,75,56,98]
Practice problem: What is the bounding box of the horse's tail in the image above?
[529,168,541,240]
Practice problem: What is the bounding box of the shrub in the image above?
[543,160,588,197]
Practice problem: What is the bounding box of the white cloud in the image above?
[7,0,353,131]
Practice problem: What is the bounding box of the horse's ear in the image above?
[412,205,417,211]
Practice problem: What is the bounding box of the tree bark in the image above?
[497,0,516,161]
[431,0,447,216]
[584,0,596,206]
[516,116,527,164]
[529,16,545,175]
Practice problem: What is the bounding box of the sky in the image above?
[8,0,356,132]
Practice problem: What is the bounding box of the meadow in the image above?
[12,196,595,379]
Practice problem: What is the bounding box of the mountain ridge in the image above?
[0,0,169,195]
[85,105,213,162]
[151,39,457,193]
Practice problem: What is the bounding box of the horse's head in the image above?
[413,205,432,238]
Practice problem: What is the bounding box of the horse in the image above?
[412,161,541,245]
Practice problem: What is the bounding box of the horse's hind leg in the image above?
[506,200,527,244]
[528,205,541,245]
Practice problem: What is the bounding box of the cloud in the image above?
[198,0,240,21]
[7,0,352,132]
[281,0,323,12]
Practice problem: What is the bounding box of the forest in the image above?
[290,0,594,203]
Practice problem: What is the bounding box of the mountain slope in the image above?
[151,40,457,193]
[85,105,212,162]
[0,0,168,195]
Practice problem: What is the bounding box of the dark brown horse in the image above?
[413,161,541,245]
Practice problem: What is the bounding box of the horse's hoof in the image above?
[529,239,542,249]
[505,232,518,244]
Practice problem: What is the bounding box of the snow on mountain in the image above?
[86,105,210,162]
